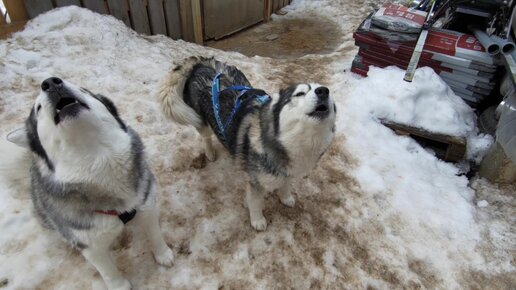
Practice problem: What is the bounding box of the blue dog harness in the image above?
[212,73,271,140]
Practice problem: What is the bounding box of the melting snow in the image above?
[0,1,514,289]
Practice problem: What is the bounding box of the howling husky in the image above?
[6,77,174,290]
[159,57,336,231]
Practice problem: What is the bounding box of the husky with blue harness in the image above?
[159,56,336,231]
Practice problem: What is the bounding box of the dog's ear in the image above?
[6,127,29,148]
[279,85,297,99]
[93,94,127,131]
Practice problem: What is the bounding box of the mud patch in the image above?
[408,259,441,288]
[191,153,208,169]
[265,56,336,87]
[114,230,133,250]
[206,18,342,59]
[460,269,516,290]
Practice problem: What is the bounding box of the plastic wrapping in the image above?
[496,84,516,163]
[371,3,427,33]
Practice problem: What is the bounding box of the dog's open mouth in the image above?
[54,97,89,124]
[308,102,330,119]
[315,104,328,112]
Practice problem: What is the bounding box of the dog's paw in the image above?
[106,278,131,290]
[251,216,267,231]
[280,195,295,208]
[154,247,174,267]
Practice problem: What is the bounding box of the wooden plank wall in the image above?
[265,0,292,21]
[106,0,130,26]
[163,0,182,39]
[148,0,168,35]
[55,0,81,6]
[128,0,151,34]
[1,0,293,42]
[204,0,265,40]
[2,0,186,41]
[1,0,28,39]
[82,0,108,14]
[272,0,292,13]
[22,0,53,18]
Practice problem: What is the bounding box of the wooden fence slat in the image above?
[3,0,29,22]
[83,0,107,14]
[163,0,181,39]
[128,0,151,34]
[274,0,280,12]
[4,0,28,21]
[264,0,272,22]
[0,13,5,25]
[204,0,263,40]
[107,0,131,26]
[178,0,194,42]
[191,0,202,43]
[55,0,81,7]
[148,0,167,35]
[23,0,53,18]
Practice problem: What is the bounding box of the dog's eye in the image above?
[36,104,42,112]
[295,92,305,97]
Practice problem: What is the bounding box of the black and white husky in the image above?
[6,78,174,290]
[159,57,336,231]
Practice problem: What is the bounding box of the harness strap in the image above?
[211,73,271,140]
[212,73,225,136]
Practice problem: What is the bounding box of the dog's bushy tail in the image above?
[0,138,31,193]
[159,56,219,129]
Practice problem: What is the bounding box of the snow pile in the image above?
[342,65,492,163]
[0,2,514,290]
[351,66,476,136]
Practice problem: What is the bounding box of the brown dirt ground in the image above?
[205,17,342,60]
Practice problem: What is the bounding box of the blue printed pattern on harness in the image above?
[212,73,271,140]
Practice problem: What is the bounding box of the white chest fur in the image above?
[42,127,136,198]
[281,123,335,177]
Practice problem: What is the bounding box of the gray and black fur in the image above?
[159,56,336,230]
[6,78,174,289]
[10,78,155,249]
[182,58,290,175]
[29,127,152,249]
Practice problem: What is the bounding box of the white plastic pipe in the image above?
[471,28,500,55]
[491,35,515,55]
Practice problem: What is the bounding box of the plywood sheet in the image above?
[204,0,264,40]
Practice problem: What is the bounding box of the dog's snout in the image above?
[315,86,329,100]
[42,77,63,92]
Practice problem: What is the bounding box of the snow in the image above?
[350,66,476,137]
[0,1,514,289]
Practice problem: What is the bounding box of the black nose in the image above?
[315,86,329,100]
[41,77,63,92]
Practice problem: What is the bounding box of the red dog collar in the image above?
[95,209,137,224]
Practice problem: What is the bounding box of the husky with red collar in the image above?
[159,57,336,231]
[6,77,173,290]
